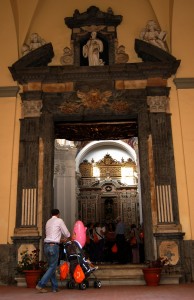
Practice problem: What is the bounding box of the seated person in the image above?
[64,220,98,278]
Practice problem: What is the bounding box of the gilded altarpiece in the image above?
[78,154,139,227]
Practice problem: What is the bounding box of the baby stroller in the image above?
[63,240,101,290]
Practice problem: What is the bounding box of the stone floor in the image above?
[0,283,194,300]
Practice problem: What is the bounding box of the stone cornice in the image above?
[9,61,180,85]
[0,86,19,97]
[173,78,194,89]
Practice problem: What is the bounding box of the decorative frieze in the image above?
[10,62,180,84]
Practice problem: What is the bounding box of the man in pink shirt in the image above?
[36,209,70,293]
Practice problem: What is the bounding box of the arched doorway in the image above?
[75,139,140,224]
[54,138,139,226]
[54,137,142,263]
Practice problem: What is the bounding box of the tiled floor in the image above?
[0,283,194,300]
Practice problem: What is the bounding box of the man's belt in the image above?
[44,242,59,245]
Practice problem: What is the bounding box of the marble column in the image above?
[54,140,77,231]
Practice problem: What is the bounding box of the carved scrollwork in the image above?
[59,102,81,114]
[54,163,66,175]
[60,46,74,65]
[77,89,112,109]
[111,100,130,113]
[81,25,106,33]
[115,41,129,63]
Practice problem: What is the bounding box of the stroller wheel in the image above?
[83,279,89,288]
[79,282,87,290]
[67,280,75,289]
[94,280,102,288]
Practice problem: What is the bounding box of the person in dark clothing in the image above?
[105,223,116,262]
[115,216,127,264]
[93,222,106,263]
[85,222,95,262]
[139,225,145,263]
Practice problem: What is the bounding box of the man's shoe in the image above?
[36,284,48,293]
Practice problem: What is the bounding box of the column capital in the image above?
[22,100,42,118]
[147,96,169,113]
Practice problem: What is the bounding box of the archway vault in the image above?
[75,139,137,172]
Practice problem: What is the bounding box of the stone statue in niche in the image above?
[140,20,167,51]
[21,33,46,56]
[83,31,104,66]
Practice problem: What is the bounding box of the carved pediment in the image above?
[9,43,54,72]
[135,39,180,64]
[97,154,120,166]
[65,6,122,29]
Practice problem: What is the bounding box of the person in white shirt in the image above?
[36,209,70,293]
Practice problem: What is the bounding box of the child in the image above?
[64,220,98,280]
